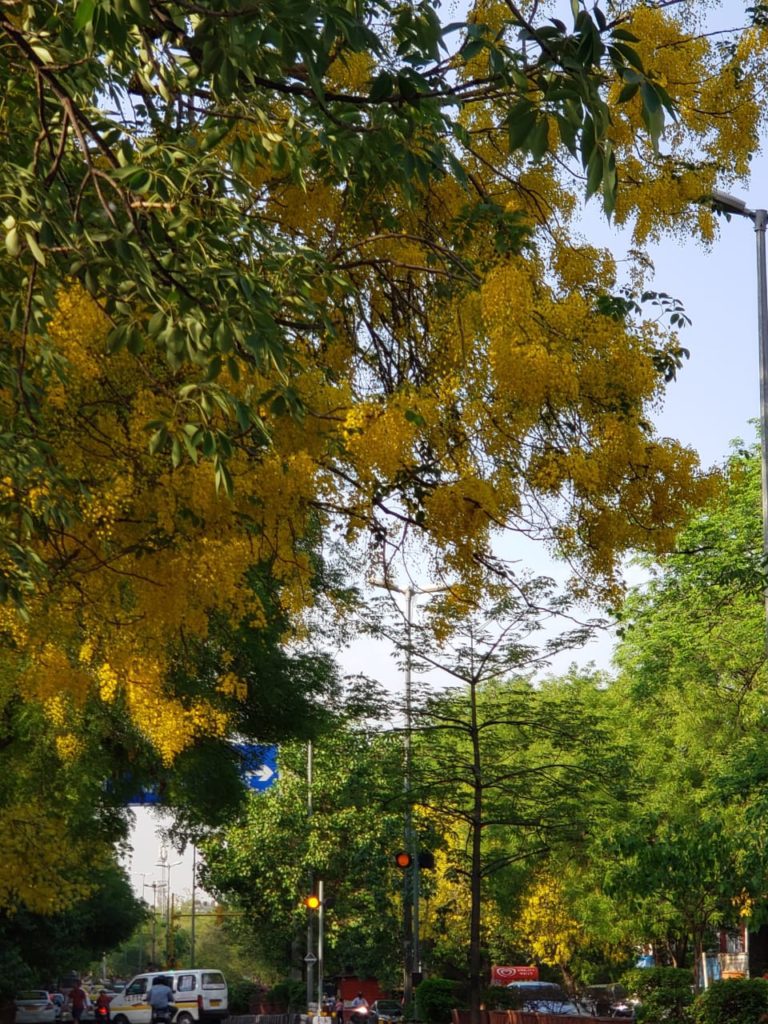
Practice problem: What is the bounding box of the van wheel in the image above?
[176,1013,193,1024]
[112,1015,129,1024]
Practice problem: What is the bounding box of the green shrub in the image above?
[227,980,263,1015]
[622,967,694,1024]
[482,986,522,1011]
[415,978,460,1024]
[692,978,768,1024]
[265,979,307,1011]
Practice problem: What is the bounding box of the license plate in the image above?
[210,1002,221,1007]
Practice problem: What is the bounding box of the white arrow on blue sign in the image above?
[235,742,279,792]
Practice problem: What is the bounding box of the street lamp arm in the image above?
[372,578,449,596]
[711,188,750,215]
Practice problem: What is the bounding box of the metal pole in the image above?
[711,191,768,635]
[317,879,324,1014]
[405,588,422,990]
[151,883,158,966]
[306,742,315,1011]
[754,209,768,630]
[169,892,175,967]
[403,587,415,1011]
[372,579,447,1010]
[191,846,197,969]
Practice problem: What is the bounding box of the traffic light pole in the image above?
[374,579,447,1010]
[317,880,325,1013]
[306,742,315,1010]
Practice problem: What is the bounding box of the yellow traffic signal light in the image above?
[394,851,412,869]
[305,894,321,910]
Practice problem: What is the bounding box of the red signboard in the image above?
[490,966,539,986]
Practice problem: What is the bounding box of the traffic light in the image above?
[304,894,321,910]
[394,851,435,869]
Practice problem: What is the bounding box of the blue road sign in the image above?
[120,743,278,804]
[235,742,279,792]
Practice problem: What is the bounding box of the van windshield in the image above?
[201,975,225,990]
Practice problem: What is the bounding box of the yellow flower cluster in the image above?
[0,801,95,912]
[217,671,248,701]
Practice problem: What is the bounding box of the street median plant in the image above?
[482,986,522,1011]
[692,978,768,1024]
[622,968,694,1024]
[265,979,307,1012]
[415,978,461,1024]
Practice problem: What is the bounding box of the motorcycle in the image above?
[151,1007,177,1024]
[349,1005,370,1024]
[95,1006,110,1024]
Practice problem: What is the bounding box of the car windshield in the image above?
[376,1004,400,1012]
[18,993,48,1001]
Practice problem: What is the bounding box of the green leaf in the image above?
[5,226,20,258]
[148,427,168,456]
[24,232,46,266]
[203,125,232,152]
[128,0,150,19]
[528,118,549,162]
[641,82,665,147]
[507,103,537,150]
[586,148,604,199]
[74,0,96,30]
[368,73,394,102]
[617,79,641,105]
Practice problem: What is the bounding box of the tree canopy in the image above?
[2,0,768,916]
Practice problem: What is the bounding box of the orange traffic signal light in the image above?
[305,894,321,909]
[394,851,412,869]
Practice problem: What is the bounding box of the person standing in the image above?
[69,981,89,1024]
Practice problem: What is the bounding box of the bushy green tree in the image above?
[692,979,768,1024]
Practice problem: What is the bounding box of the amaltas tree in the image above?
[0,0,766,908]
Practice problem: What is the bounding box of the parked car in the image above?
[583,984,635,1018]
[15,992,59,1024]
[370,1001,402,1024]
[506,982,588,1016]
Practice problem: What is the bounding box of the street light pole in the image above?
[372,579,447,1009]
[191,846,197,969]
[712,190,768,628]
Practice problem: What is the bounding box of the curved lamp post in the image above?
[711,189,768,629]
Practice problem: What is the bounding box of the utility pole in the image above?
[372,579,447,1010]
[144,881,166,967]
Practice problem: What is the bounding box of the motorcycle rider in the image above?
[148,977,176,1024]
[95,991,112,1024]
[349,993,369,1024]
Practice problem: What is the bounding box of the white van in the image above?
[109,971,228,1024]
